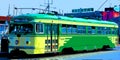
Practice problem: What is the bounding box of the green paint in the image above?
[58,35,116,52]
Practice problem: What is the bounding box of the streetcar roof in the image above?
[12,13,118,26]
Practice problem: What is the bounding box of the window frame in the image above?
[35,23,44,34]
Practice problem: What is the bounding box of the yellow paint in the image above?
[17,37,20,45]
[34,37,46,54]
[33,36,72,54]
[35,19,118,28]
[108,36,119,46]
[58,37,72,48]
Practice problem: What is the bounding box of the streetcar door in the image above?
[46,24,59,53]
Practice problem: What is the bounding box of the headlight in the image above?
[15,40,19,45]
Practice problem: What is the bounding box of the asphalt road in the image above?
[0,46,120,60]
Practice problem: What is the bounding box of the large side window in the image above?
[101,27,107,35]
[62,24,67,34]
[72,25,77,34]
[91,26,96,34]
[87,26,96,34]
[97,27,102,34]
[97,27,111,35]
[36,23,44,34]
[111,28,118,34]
[87,26,92,34]
[77,26,86,34]
[10,24,33,34]
[67,25,72,34]
[106,27,111,34]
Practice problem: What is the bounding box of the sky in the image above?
[0,0,120,16]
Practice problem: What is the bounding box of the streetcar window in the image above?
[67,25,72,34]
[97,27,111,35]
[103,27,107,34]
[45,24,50,34]
[97,27,102,34]
[72,25,77,34]
[77,26,86,34]
[36,23,44,34]
[111,28,117,34]
[10,24,33,34]
[101,27,110,35]
[87,26,96,34]
[106,27,111,34]
[88,26,92,34]
[91,26,96,34]
[92,29,96,34]
[62,24,67,34]
[53,25,58,34]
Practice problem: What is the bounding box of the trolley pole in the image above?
[44,0,53,13]
[44,0,53,51]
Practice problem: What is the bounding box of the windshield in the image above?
[10,24,33,34]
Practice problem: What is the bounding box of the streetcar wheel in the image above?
[62,48,74,54]
[10,49,27,58]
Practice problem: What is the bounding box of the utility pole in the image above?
[7,4,10,16]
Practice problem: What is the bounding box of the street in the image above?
[1,46,118,60]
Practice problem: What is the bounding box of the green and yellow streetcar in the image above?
[9,13,118,55]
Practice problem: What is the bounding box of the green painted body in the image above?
[58,35,115,52]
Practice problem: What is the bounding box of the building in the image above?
[64,8,102,20]
[0,16,11,23]
[101,7,120,21]
[72,8,94,13]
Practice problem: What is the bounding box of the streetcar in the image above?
[9,13,118,55]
